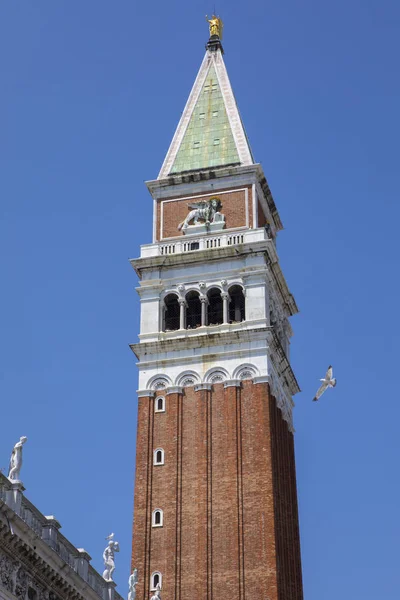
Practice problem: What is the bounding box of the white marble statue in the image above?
[8,436,28,482]
[150,584,161,600]
[128,569,138,600]
[102,534,120,582]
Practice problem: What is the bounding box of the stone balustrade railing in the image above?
[140,226,270,258]
[0,473,123,600]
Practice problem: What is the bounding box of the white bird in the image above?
[313,365,336,401]
[105,533,114,541]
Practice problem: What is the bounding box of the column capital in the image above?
[194,383,212,392]
[252,376,270,385]
[224,379,242,388]
[165,386,184,395]
[137,389,156,398]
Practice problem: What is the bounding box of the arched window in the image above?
[186,291,202,329]
[207,288,223,326]
[229,285,245,323]
[155,396,165,413]
[152,509,164,527]
[164,294,180,331]
[153,448,165,466]
[151,572,162,589]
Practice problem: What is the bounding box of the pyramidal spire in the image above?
[158,18,254,179]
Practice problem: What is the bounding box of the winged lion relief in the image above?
[178,197,225,232]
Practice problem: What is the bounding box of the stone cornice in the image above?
[0,473,123,600]
[131,327,300,397]
[194,383,212,392]
[165,386,184,395]
[149,164,260,195]
[132,326,269,357]
[137,389,156,398]
[252,376,270,385]
[0,511,94,600]
[131,239,266,274]
[223,379,241,388]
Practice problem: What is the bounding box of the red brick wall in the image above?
[131,394,153,600]
[155,186,253,240]
[131,382,303,600]
[257,200,267,227]
[269,393,304,600]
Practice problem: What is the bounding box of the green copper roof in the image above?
[169,65,240,174]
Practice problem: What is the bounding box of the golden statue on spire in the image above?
[206,15,223,39]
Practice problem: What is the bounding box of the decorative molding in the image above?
[194,383,212,392]
[252,375,270,385]
[209,373,225,383]
[137,390,156,398]
[232,363,259,381]
[179,377,196,387]
[146,374,173,391]
[165,386,184,395]
[223,379,241,388]
[204,366,230,384]
[175,370,201,388]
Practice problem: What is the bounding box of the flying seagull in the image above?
[313,366,336,401]
[105,533,114,541]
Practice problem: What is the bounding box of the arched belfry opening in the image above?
[186,291,202,329]
[229,285,245,323]
[164,294,180,331]
[207,287,223,325]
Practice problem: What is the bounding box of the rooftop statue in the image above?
[206,15,223,39]
[102,533,120,582]
[128,569,138,600]
[150,583,162,600]
[8,436,28,482]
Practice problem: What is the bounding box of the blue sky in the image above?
[1,1,399,598]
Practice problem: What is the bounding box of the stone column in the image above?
[200,296,208,326]
[178,298,186,330]
[221,292,230,324]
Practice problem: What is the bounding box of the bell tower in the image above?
[130,20,303,600]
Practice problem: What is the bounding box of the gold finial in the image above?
[206,14,223,39]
